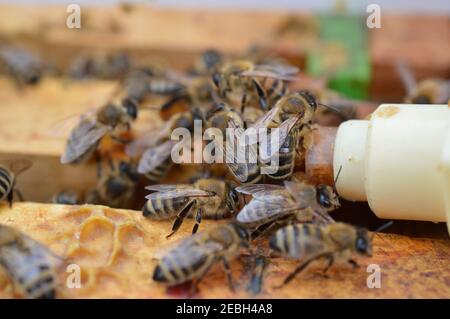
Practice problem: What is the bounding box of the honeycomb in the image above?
[0,203,449,298]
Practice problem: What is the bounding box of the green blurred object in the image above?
[306,14,371,100]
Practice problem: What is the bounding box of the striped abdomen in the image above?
[228,162,262,185]
[149,80,184,95]
[0,167,13,201]
[144,160,173,182]
[153,246,215,285]
[269,224,325,259]
[268,132,297,180]
[0,248,56,299]
[143,195,190,220]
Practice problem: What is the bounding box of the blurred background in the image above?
[0,0,449,15]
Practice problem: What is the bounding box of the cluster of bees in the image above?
[0,42,444,298]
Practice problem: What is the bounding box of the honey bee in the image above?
[405,79,450,104]
[51,190,80,205]
[68,52,131,80]
[269,223,372,288]
[0,158,32,207]
[159,71,219,112]
[0,224,62,299]
[143,177,242,237]
[86,160,139,208]
[248,90,330,180]
[313,89,359,124]
[194,49,224,75]
[396,61,450,104]
[153,222,250,291]
[236,179,339,238]
[124,68,185,103]
[126,109,202,182]
[0,46,45,86]
[204,103,263,184]
[212,59,298,111]
[60,97,138,165]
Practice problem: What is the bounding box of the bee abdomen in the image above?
[153,249,209,285]
[0,167,13,201]
[149,81,184,95]
[270,224,324,258]
[236,200,268,225]
[22,272,56,299]
[8,261,56,299]
[268,135,295,180]
[143,196,188,220]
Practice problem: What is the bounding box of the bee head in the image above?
[106,177,128,199]
[298,90,318,111]
[118,161,139,181]
[412,94,431,104]
[99,103,122,126]
[232,222,251,247]
[355,227,372,256]
[316,184,340,210]
[25,71,40,85]
[201,49,223,72]
[226,188,242,213]
[122,97,138,120]
[175,113,194,131]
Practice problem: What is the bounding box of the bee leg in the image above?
[111,135,130,144]
[221,256,235,292]
[7,189,14,208]
[13,189,24,202]
[252,79,268,111]
[240,89,248,113]
[348,259,360,269]
[189,261,215,297]
[191,207,203,234]
[166,200,195,238]
[321,255,335,277]
[274,253,330,289]
[160,94,186,111]
[107,156,115,171]
[95,152,102,179]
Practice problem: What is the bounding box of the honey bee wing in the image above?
[224,121,260,183]
[258,63,299,76]
[259,115,301,162]
[137,140,175,174]
[145,188,213,201]
[235,184,284,195]
[144,184,192,192]
[226,121,259,163]
[311,207,335,225]
[46,107,98,138]
[237,195,303,224]
[60,120,111,164]
[283,180,316,206]
[125,128,164,158]
[249,106,279,132]
[240,66,298,81]
[0,158,32,176]
[20,234,64,266]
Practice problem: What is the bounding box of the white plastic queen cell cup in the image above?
[333,104,450,234]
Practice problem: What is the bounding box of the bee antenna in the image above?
[318,103,347,119]
[370,221,394,240]
[375,220,394,233]
[334,165,342,186]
